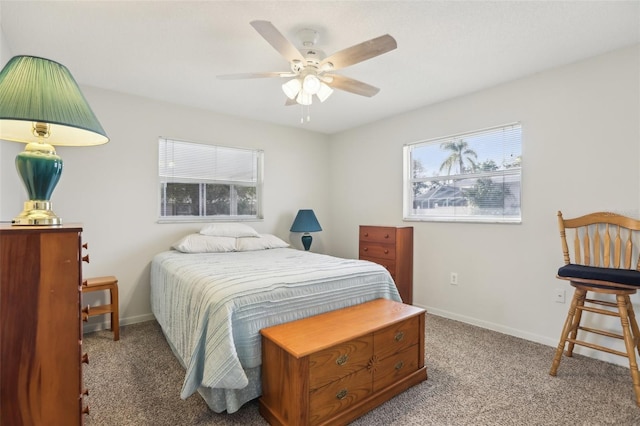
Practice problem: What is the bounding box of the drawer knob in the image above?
[82,254,90,263]
[384,234,389,239]
[336,354,348,366]
[363,247,368,252]
[395,331,405,342]
[395,361,404,370]
[336,389,348,400]
[82,405,90,415]
[82,388,89,396]
[82,353,89,364]
[364,232,369,237]
[384,249,389,254]
[82,305,90,322]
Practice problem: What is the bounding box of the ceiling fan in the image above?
[218,20,397,110]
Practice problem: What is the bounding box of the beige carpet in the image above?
[83,314,640,425]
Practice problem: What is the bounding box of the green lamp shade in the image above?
[0,55,108,146]
[0,55,109,225]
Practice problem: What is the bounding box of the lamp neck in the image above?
[25,140,56,155]
[23,122,55,154]
[32,121,50,138]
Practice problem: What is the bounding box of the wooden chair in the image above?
[550,211,640,406]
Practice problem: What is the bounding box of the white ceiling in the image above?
[1,1,639,135]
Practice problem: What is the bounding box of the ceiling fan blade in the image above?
[217,71,296,80]
[250,20,305,64]
[320,34,397,71]
[325,74,380,97]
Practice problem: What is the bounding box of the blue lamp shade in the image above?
[290,209,322,251]
[0,55,109,225]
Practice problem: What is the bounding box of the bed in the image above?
[150,227,401,414]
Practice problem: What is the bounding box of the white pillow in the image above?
[236,234,290,251]
[199,223,260,238]
[172,234,237,253]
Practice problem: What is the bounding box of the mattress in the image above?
[150,247,401,412]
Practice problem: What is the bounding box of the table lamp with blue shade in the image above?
[290,209,322,251]
[0,55,109,225]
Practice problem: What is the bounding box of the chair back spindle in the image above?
[558,211,640,273]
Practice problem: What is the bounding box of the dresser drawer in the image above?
[360,226,397,244]
[310,366,373,425]
[309,335,373,390]
[374,344,419,392]
[374,316,420,360]
[360,256,396,277]
[359,244,396,260]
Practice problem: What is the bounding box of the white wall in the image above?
[0,84,331,327]
[328,44,640,365]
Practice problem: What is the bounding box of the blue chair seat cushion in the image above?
[558,264,640,287]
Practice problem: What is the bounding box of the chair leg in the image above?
[618,294,640,406]
[550,288,585,376]
[565,289,586,357]
[111,283,119,341]
[626,297,640,355]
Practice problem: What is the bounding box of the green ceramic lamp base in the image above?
[12,141,63,226]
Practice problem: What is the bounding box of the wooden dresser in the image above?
[0,224,89,425]
[359,226,414,304]
[259,298,426,426]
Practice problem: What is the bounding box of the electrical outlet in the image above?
[450,272,458,285]
[554,288,565,303]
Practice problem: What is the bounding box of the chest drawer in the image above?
[374,316,419,360]
[309,335,373,390]
[374,344,419,392]
[359,244,396,260]
[360,256,396,276]
[360,226,397,244]
[309,367,373,425]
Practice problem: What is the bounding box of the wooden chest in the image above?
[0,225,88,425]
[359,226,413,304]
[259,299,427,426]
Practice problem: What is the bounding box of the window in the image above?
[159,138,263,222]
[403,123,522,223]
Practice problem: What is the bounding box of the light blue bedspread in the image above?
[150,248,401,407]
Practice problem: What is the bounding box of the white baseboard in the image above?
[82,313,155,335]
[419,304,629,368]
[422,304,557,347]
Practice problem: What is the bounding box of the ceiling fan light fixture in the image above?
[302,74,321,95]
[296,90,312,106]
[316,82,333,102]
[282,78,301,99]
